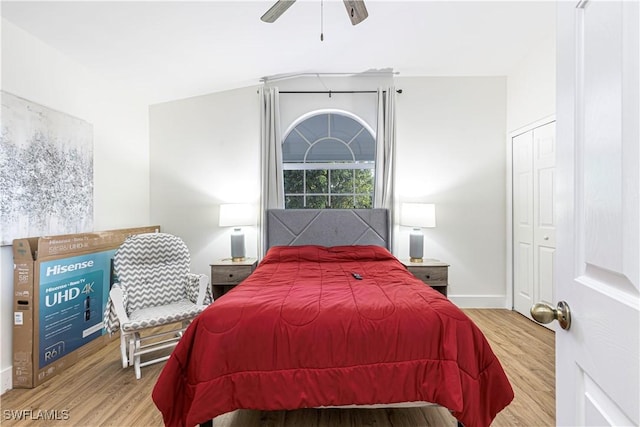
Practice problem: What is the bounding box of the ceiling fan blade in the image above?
[342,0,368,25]
[261,0,296,23]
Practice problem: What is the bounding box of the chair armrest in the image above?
[186,273,212,305]
[198,274,213,305]
[110,286,130,324]
[103,283,129,335]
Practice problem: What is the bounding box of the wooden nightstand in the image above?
[210,258,258,300]
[401,259,449,297]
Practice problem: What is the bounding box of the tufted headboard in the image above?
[266,209,389,250]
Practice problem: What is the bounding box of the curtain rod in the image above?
[278,89,403,94]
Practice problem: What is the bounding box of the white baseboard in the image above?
[1,366,12,395]
[448,294,508,309]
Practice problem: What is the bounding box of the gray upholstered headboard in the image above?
[267,209,389,250]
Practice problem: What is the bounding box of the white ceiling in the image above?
[1,0,556,105]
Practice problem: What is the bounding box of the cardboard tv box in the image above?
[12,225,160,388]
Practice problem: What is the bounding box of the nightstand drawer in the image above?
[211,265,254,284]
[401,259,449,298]
[406,266,448,285]
[210,259,258,300]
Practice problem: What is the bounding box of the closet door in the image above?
[532,122,556,308]
[513,130,535,316]
[512,121,556,322]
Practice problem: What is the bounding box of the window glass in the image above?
[307,140,353,162]
[282,111,375,209]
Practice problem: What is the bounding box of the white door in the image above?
[513,121,556,322]
[554,1,639,425]
[532,123,556,308]
[513,130,535,316]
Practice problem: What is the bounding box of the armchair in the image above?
[103,232,212,379]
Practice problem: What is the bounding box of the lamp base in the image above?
[230,228,246,261]
[409,228,424,262]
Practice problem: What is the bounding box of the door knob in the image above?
[530,301,571,330]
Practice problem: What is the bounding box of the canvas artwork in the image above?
[0,91,94,245]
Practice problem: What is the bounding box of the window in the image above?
[283,111,375,209]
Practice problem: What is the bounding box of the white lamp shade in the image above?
[400,203,436,228]
[219,204,256,227]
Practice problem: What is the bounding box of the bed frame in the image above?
[266,208,389,250]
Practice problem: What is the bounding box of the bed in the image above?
[152,209,514,427]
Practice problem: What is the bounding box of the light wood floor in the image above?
[0,309,554,426]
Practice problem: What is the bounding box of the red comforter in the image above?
[153,245,513,427]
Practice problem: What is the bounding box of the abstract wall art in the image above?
[1,91,94,245]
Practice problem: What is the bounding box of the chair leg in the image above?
[127,325,190,379]
[177,320,190,337]
[128,333,137,367]
[134,332,142,379]
[119,332,129,369]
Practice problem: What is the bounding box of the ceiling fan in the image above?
[261,0,369,26]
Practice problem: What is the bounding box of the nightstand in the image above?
[210,258,258,300]
[401,259,449,297]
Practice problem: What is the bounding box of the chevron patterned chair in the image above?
[103,232,212,379]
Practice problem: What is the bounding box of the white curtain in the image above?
[259,86,284,256]
[374,86,397,251]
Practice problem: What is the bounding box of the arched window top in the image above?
[282,110,375,163]
[281,109,375,209]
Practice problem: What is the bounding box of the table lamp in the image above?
[219,204,255,262]
[400,203,436,262]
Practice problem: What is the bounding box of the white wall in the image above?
[149,87,262,277]
[0,19,150,393]
[507,33,556,133]
[150,76,509,307]
[395,76,508,307]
